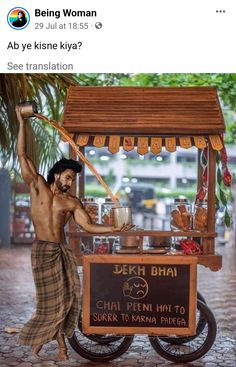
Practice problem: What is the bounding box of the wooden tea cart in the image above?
[61,86,224,362]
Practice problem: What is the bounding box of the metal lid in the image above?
[84,197,95,202]
[174,198,189,203]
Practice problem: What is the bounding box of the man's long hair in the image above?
[47,158,82,184]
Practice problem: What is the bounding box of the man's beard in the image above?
[55,179,69,193]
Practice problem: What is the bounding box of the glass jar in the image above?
[94,237,111,254]
[193,200,208,232]
[80,238,93,255]
[101,198,115,226]
[82,198,99,224]
[170,198,192,231]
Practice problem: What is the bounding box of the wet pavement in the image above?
[0,238,236,367]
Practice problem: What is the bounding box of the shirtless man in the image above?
[15,106,130,360]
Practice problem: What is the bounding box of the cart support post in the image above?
[206,144,216,255]
[68,144,81,260]
[197,149,203,191]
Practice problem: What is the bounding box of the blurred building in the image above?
[84,145,236,195]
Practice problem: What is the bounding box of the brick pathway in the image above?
[0,241,235,367]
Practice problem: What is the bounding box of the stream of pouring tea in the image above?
[34,113,120,206]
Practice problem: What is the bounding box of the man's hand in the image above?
[112,223,134,232]
[15,105,24,124]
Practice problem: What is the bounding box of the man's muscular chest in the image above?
[52,195,73,215]
[31,184,74,216]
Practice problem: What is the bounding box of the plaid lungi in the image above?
[18,240,80,346]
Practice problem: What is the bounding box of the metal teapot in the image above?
[17,101,38,119]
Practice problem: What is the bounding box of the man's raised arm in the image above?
[16,106,38,186]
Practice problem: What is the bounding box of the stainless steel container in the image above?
[112,206,132,227]
[148,236,172,247]
[120,235,140,248]
[17,101,38,119]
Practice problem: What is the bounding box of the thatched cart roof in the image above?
[62,86,225,153]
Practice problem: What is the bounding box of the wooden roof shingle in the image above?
[62,86,225,135]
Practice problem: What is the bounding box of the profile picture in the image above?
[7,7,30,30]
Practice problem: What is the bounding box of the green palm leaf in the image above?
[0,73,77,173]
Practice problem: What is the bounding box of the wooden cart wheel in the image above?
[77,309,122,344]
[158,291,207,345]
[68,310,134,362]
[197,291,207,304]
[68,331,134,362]
[149,300,216,363]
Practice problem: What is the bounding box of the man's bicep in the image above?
[19,155,38,185]
[73,205,92,229]
[27,157,38,176]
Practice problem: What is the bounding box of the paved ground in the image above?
[0,238,236,367]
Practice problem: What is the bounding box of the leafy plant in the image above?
[0,73,77,174]
[215,151,233,227]
[199,149,233,227]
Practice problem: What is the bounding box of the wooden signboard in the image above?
[83,255,197,335]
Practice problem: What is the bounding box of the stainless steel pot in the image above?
[120,236,140,248]
[112,206,132,227]
[17,101,38,119]
[148,236,172,247]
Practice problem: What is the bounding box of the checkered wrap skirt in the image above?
[18,240,80,346]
